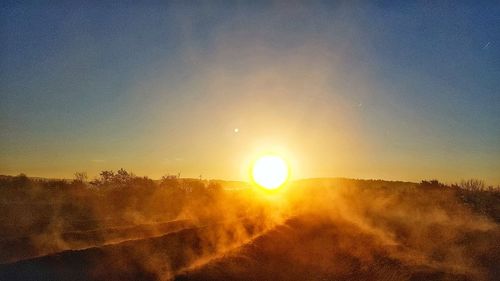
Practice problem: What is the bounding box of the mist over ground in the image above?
[0,173,498,281]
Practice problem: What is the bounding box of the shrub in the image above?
[459,179,485,192]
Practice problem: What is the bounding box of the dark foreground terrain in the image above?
[1,213,498,281]
[177,215,499,281]
[0,175,499,281]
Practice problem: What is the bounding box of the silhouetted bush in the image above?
[418,180,446,189]
[459,179,485,191]
[160,174,180,189]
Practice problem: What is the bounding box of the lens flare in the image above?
[251,155,289,190]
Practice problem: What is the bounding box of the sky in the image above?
[1,1,499,184]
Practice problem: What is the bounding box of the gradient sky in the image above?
[1,1,499,184]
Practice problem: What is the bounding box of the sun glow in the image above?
[251,155,289,190]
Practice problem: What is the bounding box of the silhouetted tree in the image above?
[100,170,115,185]
[73,172,87,183]
[115,168,132,185]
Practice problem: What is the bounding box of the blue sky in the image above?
[1,1,499,184]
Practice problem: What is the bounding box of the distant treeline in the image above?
[0,170,238,243]
[1,173,498,226]
[0,169,223,190]
[417,179,499,222]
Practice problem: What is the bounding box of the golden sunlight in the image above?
[251,155,289,190]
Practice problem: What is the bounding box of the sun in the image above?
[251,155,289,190]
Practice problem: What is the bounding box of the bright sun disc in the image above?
[251,155,289,190]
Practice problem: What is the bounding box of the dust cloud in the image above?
[0,175,498,281]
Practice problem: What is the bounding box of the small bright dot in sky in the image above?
[0,2,498,184]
